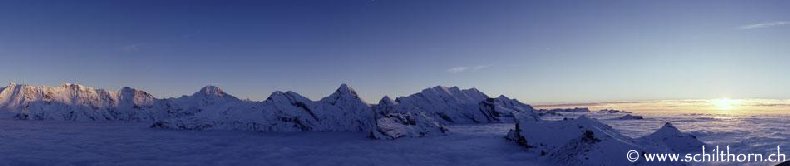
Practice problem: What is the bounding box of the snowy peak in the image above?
[495,95,512,101]
[390,85,533,124]
[423,86,461,95]
[185,85,240,102]
[639,122,706,154]
[333,83,359,98]
[321,83,365,105]
[337,83,353,92]
[426,86,460,94]
[116,87,155,107]
[421,86,489,100]
[660,122,676,130]
[648,122,683,137]
[195,85,228,97]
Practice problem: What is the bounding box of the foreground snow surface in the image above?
[0,119,540,166]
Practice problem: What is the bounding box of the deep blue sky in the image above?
[0,0,788,103]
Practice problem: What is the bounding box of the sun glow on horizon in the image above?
[709,98,741,111]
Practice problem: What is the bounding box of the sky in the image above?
[0,0,788,103]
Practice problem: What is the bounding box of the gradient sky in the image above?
[0,0,788,103]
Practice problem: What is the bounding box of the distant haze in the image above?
[0,0,788,103]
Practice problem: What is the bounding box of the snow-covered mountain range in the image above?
[386,86,537,124]
[0,82,708,165]
[152,84,378,133]
[0,83,535,139]
[0,83,160,121]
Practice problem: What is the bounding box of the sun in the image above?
[709,98,740,111]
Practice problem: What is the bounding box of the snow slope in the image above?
[638,122,707,154]
[506,113,701,165]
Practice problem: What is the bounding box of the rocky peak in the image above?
[461,87,482,95]
[648,122,683,137]
[119,87,145,95]
[378,96,394,106]
[662,122,676,129]
[421,86,488,99]
[425,86,460,95]
[63,83,84,89]
[334,83,359,98]
[373,96,397,115]
[118,87,153,99]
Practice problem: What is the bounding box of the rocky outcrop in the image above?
[537,107,591,113]
[369,97,448,140]
[611,114,644,120]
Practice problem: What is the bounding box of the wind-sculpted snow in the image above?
[506,113,698,165]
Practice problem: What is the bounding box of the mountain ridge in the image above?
[0,83,535,139]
